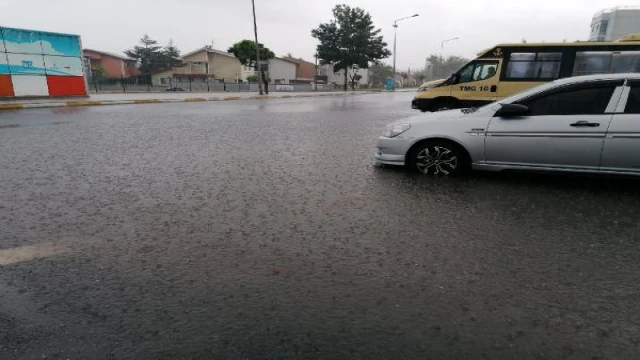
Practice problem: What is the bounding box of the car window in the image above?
[518,85,616,116]
[625,86,640,114]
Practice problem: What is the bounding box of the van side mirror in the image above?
[444,73,459,85]
[495,103,529,117]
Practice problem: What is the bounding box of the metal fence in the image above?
[87,77,344,93]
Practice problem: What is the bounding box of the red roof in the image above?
[83,49,136,62]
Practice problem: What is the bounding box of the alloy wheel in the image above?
[415,145,458,176]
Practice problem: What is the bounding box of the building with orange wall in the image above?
[83,49,138,78]
[281,56,317,83]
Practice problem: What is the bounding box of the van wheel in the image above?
[407,140,470,176]
[431,100,454,112]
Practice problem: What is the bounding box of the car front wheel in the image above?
[407,140,469,176]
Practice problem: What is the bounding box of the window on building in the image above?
[599,20,608,38]
[505,52,562,80]
[160,78,167,85]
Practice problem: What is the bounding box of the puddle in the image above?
[0,242,69,266]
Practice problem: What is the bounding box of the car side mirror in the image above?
[495,103,529,117]
[451,73,460,84]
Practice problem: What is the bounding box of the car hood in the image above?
[398,107,489,126]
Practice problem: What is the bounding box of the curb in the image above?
[0,92,371,111]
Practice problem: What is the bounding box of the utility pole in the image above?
[314,53,318,91]
[392,14,419,91]
[251,0,263,95]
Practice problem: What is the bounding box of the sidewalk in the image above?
[0,91,372,111]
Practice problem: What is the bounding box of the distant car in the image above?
[376,73,640,176]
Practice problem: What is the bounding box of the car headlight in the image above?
[382,123,411,138]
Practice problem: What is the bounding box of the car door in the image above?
[484,80,624,170]
[600,80,640,174]
[450,60,500,107]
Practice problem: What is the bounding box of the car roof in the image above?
[500,73,639,104]
[551,73,640,85]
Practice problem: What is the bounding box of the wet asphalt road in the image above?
[1,93,640,359]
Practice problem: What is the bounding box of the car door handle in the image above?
[570,121,600,127]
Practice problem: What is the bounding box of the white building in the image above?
[268,58,298,84]
[589,6,640,42]
[240,64,256,81]
[239,58,297,84]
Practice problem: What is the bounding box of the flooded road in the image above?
[1,93,640,359]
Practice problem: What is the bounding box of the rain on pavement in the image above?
[1,93,640,359]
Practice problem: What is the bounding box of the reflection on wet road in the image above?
[1,94,640,359]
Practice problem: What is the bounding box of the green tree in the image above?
[312,4,391,91]
[368,62,393,87]
[163,39,182,68]
[92,65,106,80]
[228,40,275,93]
[125,34,165,81]
[246,74,270,83]
[421,55,470,81]
[347,66,363,90]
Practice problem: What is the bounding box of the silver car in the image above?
[376,73,640,176]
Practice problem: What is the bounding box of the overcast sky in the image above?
[1,0,639,70]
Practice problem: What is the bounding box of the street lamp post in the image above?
[251,0,263,95]
[392,14,419,91]
[440,37,460,58]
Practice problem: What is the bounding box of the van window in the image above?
[573,51,640,76]
[458,61,499,83]
[458,63,475,83]
[612,52,640,73]
[505,52,562,80]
